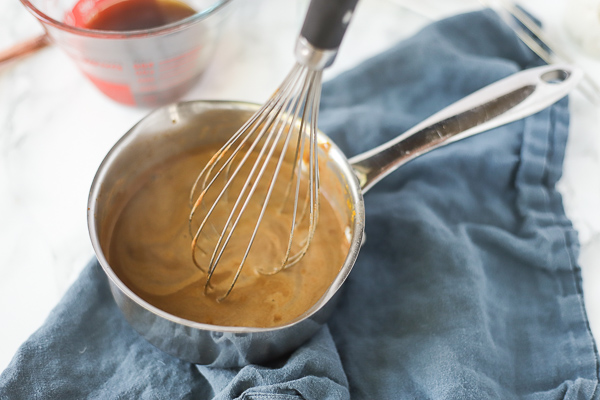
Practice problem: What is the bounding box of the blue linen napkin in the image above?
[1,9,598,400]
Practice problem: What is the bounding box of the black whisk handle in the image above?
[300,0,359,50]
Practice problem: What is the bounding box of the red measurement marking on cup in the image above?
[158,60,196,75]
[134,62,156,88]
[157,46,201,69]
[159,63,196,80]
[135,69,154,76]
[134,62,154,69]
[83,72,135,105]
[135,63,154,81]
[152,46,201,86]
[82,58,123,71]
[158,46,201,63]
[158,50,200,66]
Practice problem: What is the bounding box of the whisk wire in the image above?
[190,62,326,300]
[272,69,322,273]
[189,64,304,214]
[207,67,318,300]
[189,65,305,271]
[284,73,322,267]
[204,67,316,300]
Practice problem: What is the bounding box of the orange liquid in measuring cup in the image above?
[84,0,196,31]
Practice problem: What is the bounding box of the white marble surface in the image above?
[0,0,598,372]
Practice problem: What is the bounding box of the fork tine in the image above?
[482,0,600,104]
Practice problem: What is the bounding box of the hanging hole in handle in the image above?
[541,69,570,84]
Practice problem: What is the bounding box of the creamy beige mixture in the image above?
[108,146,349,328]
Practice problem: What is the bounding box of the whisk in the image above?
[189,0,359,301]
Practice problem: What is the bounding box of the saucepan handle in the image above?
[349,64,582,193]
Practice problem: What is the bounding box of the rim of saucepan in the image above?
[87,100,365,333]
[20,0,233,39]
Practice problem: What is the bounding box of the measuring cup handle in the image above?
[0,34,49,66]
[349,64,583,193]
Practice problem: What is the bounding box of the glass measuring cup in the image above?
[20,0,234,107]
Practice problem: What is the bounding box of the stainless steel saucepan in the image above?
[88,64,580,367]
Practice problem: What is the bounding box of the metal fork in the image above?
[481,0,600,104]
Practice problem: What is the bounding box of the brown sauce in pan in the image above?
[108,146,350,327]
